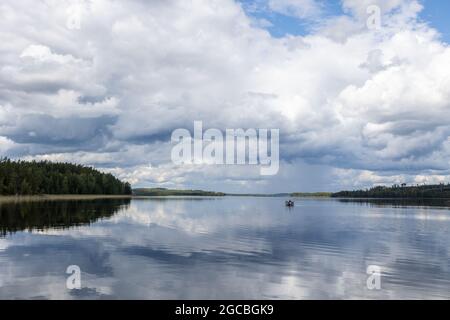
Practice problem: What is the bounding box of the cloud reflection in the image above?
[0,198,449,299]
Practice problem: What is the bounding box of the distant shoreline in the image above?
[0,194,331,202]
[332,184,450,199]
[3,195,450,204]
[133,188,334,198]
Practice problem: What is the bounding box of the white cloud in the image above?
[268,0,323,19]
[20,44,81,64]
[341,0,406,17]
[0,0,449,191]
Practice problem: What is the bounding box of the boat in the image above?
[285,200,294,207]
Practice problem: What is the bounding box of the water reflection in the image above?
[0,197,449,299]
[0,198,130,237]
[337,198,450,209]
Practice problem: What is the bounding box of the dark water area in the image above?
[0,197,449,299]
[0,198,131,236]
[337,197,450,208]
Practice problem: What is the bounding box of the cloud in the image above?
[268,0,323,19]
[0,0,449,191]
[341,0,414,18]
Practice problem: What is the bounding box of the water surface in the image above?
[0,197,449,299]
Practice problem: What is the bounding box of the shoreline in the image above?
[3,195,450,203]
[0,195,133,203]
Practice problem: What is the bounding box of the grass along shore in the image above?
[0,194,133,203]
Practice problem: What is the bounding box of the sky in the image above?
[239,0,450,41]
[0,0,450,193]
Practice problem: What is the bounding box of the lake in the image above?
[0,197,449,299]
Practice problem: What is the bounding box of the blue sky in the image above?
[420,0,450,43]
[240,0,450,43]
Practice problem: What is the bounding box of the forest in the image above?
[0,158,132,195]
[332,184,450,198]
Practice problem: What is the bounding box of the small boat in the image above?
[285,200,294,207]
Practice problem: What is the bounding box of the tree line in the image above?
[0,158,132,195]
[332,184,450,198]
[133,188,225,196]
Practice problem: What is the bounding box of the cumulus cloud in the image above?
[0,0,449,191]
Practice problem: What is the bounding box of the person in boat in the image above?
[285,200,294,207]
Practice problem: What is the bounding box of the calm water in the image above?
[0,197,449,300]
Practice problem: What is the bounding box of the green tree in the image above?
[0,158,132,196]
